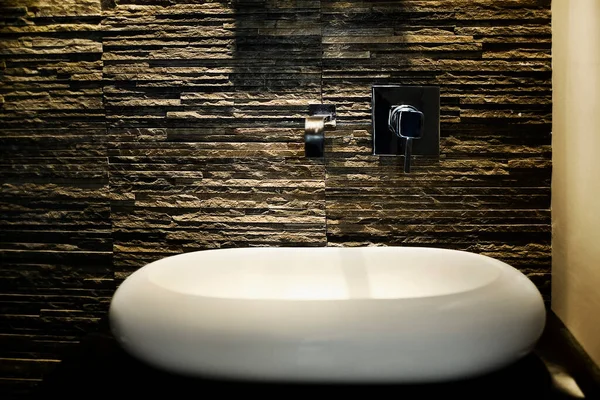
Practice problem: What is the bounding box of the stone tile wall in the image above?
[0,0,551,396]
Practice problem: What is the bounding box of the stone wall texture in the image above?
[0,0,551,396]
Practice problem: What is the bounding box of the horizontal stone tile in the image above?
[455,26,551,37]
[0,358,60,380]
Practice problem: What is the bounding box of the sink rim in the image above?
[144,247,506,301]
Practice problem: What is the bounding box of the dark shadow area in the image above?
[32,329,561,400]
[32,312,600,399]
[229,0,323,129]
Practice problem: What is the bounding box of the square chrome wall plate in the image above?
[372,85,440,156]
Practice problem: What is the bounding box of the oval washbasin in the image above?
[109,247,546,383]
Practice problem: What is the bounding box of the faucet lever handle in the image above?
[388,105,424,173]
[403,137,413,173]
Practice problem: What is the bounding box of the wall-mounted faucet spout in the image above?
[305,104,336,158]
[388,105,424,173]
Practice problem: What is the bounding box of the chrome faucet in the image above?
[305,104,336,158]
[388,105,424,173]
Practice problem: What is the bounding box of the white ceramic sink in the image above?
[109,247,546,383]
